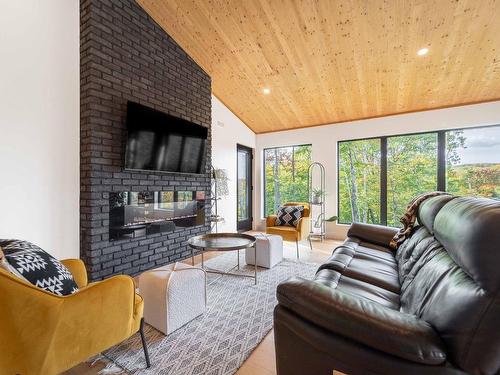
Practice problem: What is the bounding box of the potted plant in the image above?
[212,168,229,197]
[311,188,325,204]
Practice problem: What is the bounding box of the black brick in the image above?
[80,0,212,281]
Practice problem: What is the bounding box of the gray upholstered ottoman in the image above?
[245,233,283,269]
[139,262,206,335]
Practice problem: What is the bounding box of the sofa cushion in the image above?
[398,197,500,375]
[320,242,400,294]
[314,268,400,309]
[395,226,442,284]
[275,205,304,227]
[433,196,500,292]
[399,246,492,373]
[0,239,79,296]
[417,195,456,234]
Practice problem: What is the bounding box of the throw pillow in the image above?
[0,239,79,296]
[275,205,304,227]
[0,246,9,272]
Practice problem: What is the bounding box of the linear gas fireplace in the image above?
[109,191,206,241]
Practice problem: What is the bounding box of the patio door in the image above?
[237,144,253,232]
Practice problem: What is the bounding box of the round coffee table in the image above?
[188,233,257,284]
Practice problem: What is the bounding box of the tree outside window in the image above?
[386,133,438,226]
[338,139,381,224]
[446,127,500,199]
[264,145,311,216]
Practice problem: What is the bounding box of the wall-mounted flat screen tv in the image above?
[124,101,208,174]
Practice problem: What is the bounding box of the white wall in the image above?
[255,101,500,239]
[211,96,256,232]
[0,1,80,259]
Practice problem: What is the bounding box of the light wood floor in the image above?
[65,234,342,375]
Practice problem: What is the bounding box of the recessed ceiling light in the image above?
[417,47,429,56]
[262,88,271,95]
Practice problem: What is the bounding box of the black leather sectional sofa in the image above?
[274,195,500,375]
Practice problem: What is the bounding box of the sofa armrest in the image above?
[61,259,88,288]
[266,215,277,227]
[347,222,398,248]
[277,277,446,365]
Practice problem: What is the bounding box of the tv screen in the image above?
[124,102,208,174]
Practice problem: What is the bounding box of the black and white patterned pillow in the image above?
[275,205,304,227]
[0,239,79,296]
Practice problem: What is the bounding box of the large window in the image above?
[338,125,500,226]
[264,144,312,216]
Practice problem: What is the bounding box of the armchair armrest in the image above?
[277,277,446,365]
[61,259,88,288]
[62,275,139,338]
[266,215,277,227]
[347,222,398,248]
[296,216,310,239]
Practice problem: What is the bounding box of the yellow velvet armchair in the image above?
[0,258,149,375]
[266,202,311,258]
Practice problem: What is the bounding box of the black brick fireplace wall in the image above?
[80,0,212,280]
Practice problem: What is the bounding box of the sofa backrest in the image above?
[396,196,500,375]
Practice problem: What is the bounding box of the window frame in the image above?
[337,124,499,226]
[263,143,312,217]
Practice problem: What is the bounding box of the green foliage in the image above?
[338,138,381,224]
[312,188,326,197]
[264,145,311,216]
[447,164,500,198]
[446,130,500,199]
[386,133,438,226]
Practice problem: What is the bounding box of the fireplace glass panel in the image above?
[109,190,206,241]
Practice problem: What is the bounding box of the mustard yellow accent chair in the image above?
[266,202,311,258]
[0,258,150,375]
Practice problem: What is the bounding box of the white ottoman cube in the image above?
[139,262,206,335]
[245,233,283,269]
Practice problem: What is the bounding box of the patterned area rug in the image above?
[98,253,319,375]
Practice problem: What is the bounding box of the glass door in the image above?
[237,144,253,231]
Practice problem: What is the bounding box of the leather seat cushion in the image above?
[314,268,400,309]
[395,226,442,283]
[320,240,400,294]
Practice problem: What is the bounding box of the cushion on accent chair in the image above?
[275,205,304,227]
[0,246,9,271]
[0,239,79,296]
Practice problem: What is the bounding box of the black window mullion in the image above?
[380,137,388,226]
[437,131,446,191]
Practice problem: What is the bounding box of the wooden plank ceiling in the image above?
[137,0,500,133]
